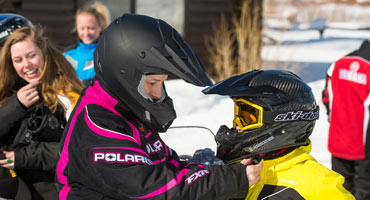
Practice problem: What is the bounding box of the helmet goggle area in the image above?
[233,98,319,132]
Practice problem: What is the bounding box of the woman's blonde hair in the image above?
[0,26,83,111]
[76,2,111,30]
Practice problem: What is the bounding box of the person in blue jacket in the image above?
[64,3,110,86]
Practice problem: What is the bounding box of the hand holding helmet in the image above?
[240,158,263,187]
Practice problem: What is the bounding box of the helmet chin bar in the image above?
[215,123,311,165]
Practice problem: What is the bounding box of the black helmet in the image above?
[203,70,319,163]
[0,13,33,46]
[94,13,212,132]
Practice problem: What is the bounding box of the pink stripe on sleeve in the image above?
[145,131,152,138]
[131,168,191,199]
[169,159,180,170]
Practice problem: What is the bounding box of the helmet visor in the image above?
[233,98,264,131]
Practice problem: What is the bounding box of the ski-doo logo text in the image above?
[186,170,210,185]
[93,152,153,165]
[146,139,163,154]
[274,110,319,122]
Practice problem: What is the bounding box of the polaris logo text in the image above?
[93,152,153,165]
[186,169,210,184]
[274,110,319,122]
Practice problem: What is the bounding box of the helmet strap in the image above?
[263,147,297,160]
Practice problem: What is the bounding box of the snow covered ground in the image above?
[161,25,370,170]
[262,28,370,63]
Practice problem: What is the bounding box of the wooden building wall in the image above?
[3,0,83,51]
[3,0,241,63]
[21,0,81,50]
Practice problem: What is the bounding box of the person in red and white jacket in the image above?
[322,40,370,200]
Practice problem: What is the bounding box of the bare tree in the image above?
[205,0,263,81]
[234,0,263,74]
[205,14,236,81]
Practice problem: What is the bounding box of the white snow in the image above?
[262,28,370,63]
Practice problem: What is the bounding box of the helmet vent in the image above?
[139,51,146,59]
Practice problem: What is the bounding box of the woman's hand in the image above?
[240,158,263,187]
[17,80,39,108]
[0,151,15,169]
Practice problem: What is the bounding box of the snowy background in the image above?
[160,24,370,170]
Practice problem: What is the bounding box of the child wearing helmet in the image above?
[203,69,354,199]
[56,13,262,200]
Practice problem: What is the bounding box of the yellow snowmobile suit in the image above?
[245,141,354,200]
